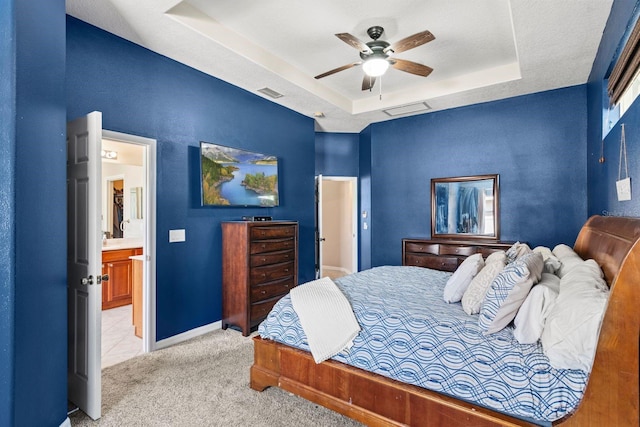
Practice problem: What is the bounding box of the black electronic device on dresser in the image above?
[221,221,298,336]
[402,238,514,272]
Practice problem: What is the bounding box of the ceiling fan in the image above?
[314,26,435,91]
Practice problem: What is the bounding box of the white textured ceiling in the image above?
[66,0,613,133]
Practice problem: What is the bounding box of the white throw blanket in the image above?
[290,277,361,363]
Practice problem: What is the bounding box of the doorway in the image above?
[101,130,157,361]
[315,176,358,280]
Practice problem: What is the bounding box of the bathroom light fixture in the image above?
[101,149,118,160]
[362,57,389,77]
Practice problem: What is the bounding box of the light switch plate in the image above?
[169,229,186,242]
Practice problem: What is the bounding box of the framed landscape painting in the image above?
[200,141,279,207]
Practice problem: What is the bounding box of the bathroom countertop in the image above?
[102,238,143,251]
[129,255,145,261]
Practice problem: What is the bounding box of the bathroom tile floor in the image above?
[102,304,143,369]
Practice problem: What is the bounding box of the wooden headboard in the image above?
[561,214,640,426]
[573,215,640,285]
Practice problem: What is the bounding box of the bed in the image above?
[250,215,640,426]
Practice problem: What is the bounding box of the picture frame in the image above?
[431,174,499,240]
[200,141,279,207]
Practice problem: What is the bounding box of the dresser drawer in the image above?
[251,261,295,285]
[251,277,294,302]
[405,254,460,272]
[251,250,295,267]
[250,225,296,239]
[404,242,439,254]
[250,297,281,326]
[439,245,478,256]
[250,237,295,254]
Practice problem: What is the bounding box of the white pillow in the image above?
[461,258,506,315]
[443,253,484,303]
[541,260,608,371]
[513,273,560,344]
[552,244,583,277]
[478,252,544,334]
[485,250,506,265]
[533,246,561,274]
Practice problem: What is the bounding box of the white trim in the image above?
[155,321,222,350]
[59,417,71,427]
[102,130,157,353]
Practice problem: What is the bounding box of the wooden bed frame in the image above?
[250,215,640,426]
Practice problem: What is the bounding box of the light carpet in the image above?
[69,329,362,426]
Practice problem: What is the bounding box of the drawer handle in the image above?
[261,258,266,262]
[284,268,289,272]
[261,290,266,295]
[261,231,266,235]
[262,274,266,278]
[261,244,266,249]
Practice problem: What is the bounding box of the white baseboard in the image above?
[154,321,221,351]
[60,417,71,427]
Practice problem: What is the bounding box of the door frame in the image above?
[102,130,157,353]
[315,175,359,277]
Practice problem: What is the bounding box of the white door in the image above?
[315,175,324,278]
[67,111,103,420]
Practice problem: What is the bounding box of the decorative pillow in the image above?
[505,241,532,263]
[541,260,608,371]
[443,253,484,303]
[478,252,544,334]
[461,258,506,315]
[552,244,583,277]
[533,246,561,274]
[513,273,560,344]
[485,250,506,265]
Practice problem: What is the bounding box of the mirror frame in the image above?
[430,174,500,241]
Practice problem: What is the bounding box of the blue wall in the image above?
[359,127,373,270]
[366,86,588,266]
[1,0,68,426]
[315,132,359,176]
[0,1,16,424]
[66,17,316,341]
[587,0,640,217]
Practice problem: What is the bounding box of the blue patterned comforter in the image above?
[258,266,587,423]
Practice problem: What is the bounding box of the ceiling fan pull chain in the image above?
[379,76,383,100]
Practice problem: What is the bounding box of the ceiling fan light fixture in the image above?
[363,58,389,77]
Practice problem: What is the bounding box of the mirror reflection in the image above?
[431,174,499,240]
[130,187,143,220]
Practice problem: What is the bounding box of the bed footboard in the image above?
[251,336,538,427]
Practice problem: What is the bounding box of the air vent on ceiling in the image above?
[383,102,431,117]
[257,87,283,99]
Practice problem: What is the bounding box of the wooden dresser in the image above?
[402,239,514,272]
[222,221,298,336]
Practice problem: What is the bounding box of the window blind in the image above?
[608,16,640,105]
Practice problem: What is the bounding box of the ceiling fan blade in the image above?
[335,33,373,54]
[389,30,435,54]
[314,62,362,79]
[361,75,376,91]
[392,58,433,77]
